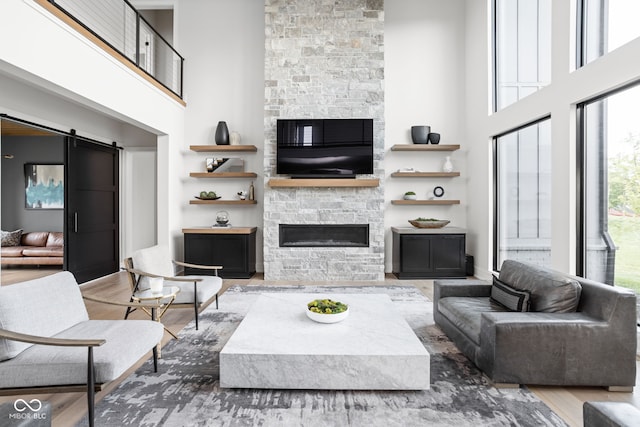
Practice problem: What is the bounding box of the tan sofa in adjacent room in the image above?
[0,230,64,266]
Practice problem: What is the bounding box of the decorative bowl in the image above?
[195,195,222,200]
[306,299,349,324]
[306,307,349,323]
[408,219,450,229]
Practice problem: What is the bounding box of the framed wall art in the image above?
[24,163,64,209]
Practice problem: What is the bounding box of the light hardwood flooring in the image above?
[1,268,639,427]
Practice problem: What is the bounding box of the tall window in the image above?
[494,119,552,270]
[579,0,640,66]
[579,84,640,291]
[494,0,551,111]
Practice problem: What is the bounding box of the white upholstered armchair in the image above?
[124,245,222,330]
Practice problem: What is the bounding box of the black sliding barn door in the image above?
[64,135,119,283]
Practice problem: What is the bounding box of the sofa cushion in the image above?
[499,260,582,313]
[0,320,164,387]
[491,276,531,312]
[46,232,64,247]
[0,272,89,361]
[0,246,25,257]
[22,247,64,257]
[438,297,509,345]
[1,229,22,247]
[21,232,49,247]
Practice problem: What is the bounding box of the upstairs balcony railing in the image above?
[48,0,184,99]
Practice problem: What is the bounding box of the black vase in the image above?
[428,132,441,145]
[411,126,430,144]
[215,121,229,145]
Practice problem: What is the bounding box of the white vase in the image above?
[229,131,241,145]
[443,156,454,173]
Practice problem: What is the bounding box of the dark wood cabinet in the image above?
[183,227,256,279]
[392,227,466,279]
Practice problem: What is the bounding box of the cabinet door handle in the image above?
[74,212,78,233]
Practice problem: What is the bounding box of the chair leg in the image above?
[87,347,96,427]
[194,281,199,330]
[216,293,219,309]
[124,296,136,319]
[152,345,158,373]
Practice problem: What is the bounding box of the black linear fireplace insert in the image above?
[279,224,369,247]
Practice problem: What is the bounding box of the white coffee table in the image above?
[219,293,430,390]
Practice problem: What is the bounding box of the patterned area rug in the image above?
[82,285,567,427]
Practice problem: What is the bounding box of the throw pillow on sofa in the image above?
[491,275,531,312]
[498,260,582,313]
[1,230,22,247]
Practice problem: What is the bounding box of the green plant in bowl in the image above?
[307,298,348,314]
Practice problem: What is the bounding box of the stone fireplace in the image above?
[263,0,385,281]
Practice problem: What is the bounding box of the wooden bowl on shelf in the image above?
[408,219,450,229]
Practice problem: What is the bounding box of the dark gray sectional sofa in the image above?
[434,259,637,390]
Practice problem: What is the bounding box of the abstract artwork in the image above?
[24,163,64,209]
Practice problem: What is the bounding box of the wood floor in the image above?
[1,267,639,427]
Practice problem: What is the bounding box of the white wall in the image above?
[122,148,157,256]
[385,0,468,272]
[176,0,265,268]
[464,0,640,277]
[0,0,185,258]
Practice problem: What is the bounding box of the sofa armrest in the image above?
[477,311,637,386]
[434,279,491,301]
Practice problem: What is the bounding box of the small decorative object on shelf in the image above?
[443,156,454,173]
[206,158,220,172]
[428,132,441,144]
[411,125,430,144]
[229,131,241,145]
[215,210,230,226]
[249,181,255,200]
[408,218,450,229]
[215,121,230,145]
[196,190,220,200]
[237,191,247,200]
[433,186,445,197]
[403,191,417,200]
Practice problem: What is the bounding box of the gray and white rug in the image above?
[81,285,567,427]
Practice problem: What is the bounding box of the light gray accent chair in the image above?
[434,260,637,390]
[583,401,640,427]
[0,271,165,427]
[124,244,223,330]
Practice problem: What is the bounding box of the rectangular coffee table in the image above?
[219,293,430,390]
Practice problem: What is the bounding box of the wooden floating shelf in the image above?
[391,144,460,152]
[190,145,257,152]
[391,199,461,205]
[189,199,257,205]
[268,178,380,188]
[391,172,460,178]
[190,172,258,178]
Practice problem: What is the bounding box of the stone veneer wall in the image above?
[263,0,385,281]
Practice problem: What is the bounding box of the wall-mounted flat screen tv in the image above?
[276,118,373,178]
